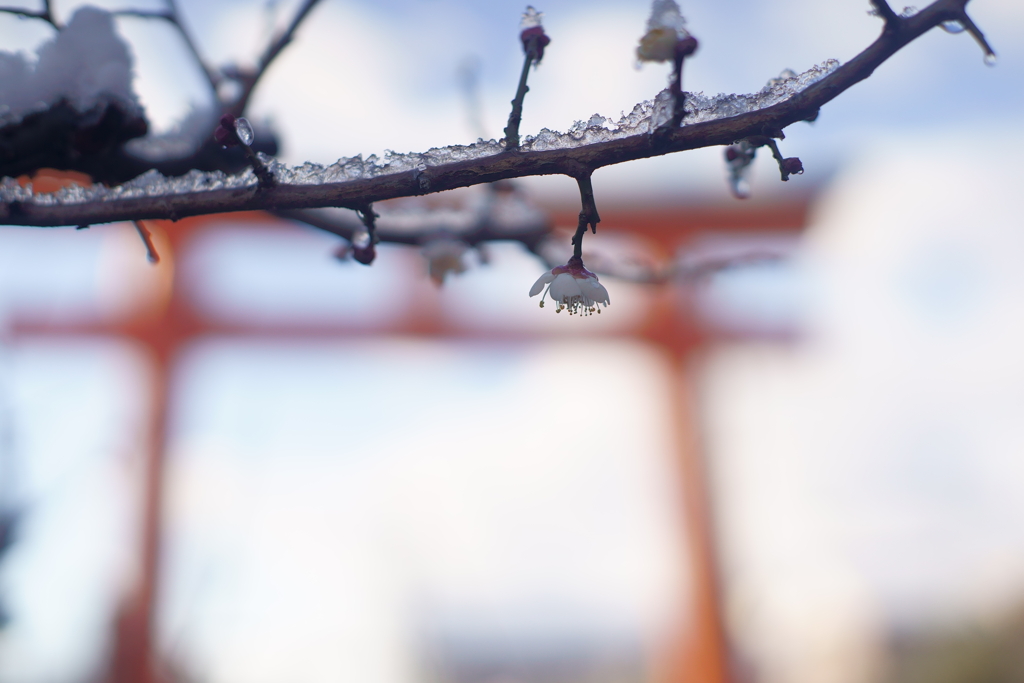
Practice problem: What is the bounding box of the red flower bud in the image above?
[781,157,804,176]
[352,243,376,265]
[675,35,698,59]
[214,114,240,147]
[520,26,551,62]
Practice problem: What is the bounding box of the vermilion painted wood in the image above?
[10,202,808,683]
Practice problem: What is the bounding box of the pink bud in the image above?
[675,35,698,58]
[214,114,240,147]
[781,157,804,176]
[520,26,551,61]
[352,243,376,265]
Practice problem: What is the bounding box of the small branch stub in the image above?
[132,220,160,264]
[504,6,550,150]
[637,0,697,131]
[572,172,600,259]
[213,114,275,189]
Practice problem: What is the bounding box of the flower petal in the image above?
[579,277,610,305]
[529,270,556,297]
[549,272,581,303]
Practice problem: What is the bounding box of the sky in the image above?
[2,2,1024,683]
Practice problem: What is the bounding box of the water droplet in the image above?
[984,52,997,66]
[352,230,371,249]
[234,117,254,146]
[941,20,966,33]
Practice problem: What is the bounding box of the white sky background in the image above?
[2,2,1024,683]
[699,135,1024,683]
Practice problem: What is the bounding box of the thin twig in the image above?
[955,11,996,61]
[239,141,275,189]
[111,4,219,98]
[571,172,599,259]
[0,4,57,27]
[229,0,325,117]
[163,0,220,94]
[504,34,541,150]
[869,0,900,28]
[667,36,698,130]
[132,220,160,264]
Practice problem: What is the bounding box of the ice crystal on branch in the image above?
[0,54,842,209]
[234,117,254,146]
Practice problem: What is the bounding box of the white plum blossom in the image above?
[529,255,610,316]
[637,0,689,63]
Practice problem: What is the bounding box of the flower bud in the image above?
[675,34,698,59]
[352,243,376,265]
[520,25,551,62]
[214,114,239,147]
[780,157,804,177]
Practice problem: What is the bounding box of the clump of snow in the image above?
[0,7,142,125]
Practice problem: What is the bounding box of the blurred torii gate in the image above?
[10,197,809,683]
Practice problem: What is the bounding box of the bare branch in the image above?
[955,11,996,62]
[503,42,536,150]
[228,0,325,117]
[571,173,599,259]
[162,0,220,95]
[276,183,551,252]
[123,0,220,98]
[0,4,57,27]
[132,220,160,263]
[0,0,993,228]
[869,0,900,28]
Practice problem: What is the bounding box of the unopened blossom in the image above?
[636,0,693,63]
[520,6,551,63]
[214,114,239,146]
[350,229,376,265]
[421,237,469,285]
[529,255,609,316]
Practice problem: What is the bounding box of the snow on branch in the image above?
[0,0,994,233]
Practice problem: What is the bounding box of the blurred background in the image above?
[1,1,1023,683]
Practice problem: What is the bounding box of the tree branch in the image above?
[111,1,221,99]
[571,172,599,259]
[0,0,991,228]
[228,0,325,117]
[0,3,57,27]
[869,0,900,28]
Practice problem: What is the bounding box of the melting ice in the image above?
[1,60,839,206]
